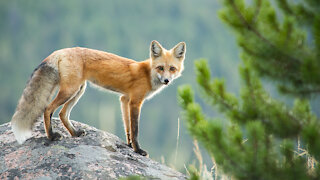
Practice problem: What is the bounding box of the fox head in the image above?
[150,40,186,86]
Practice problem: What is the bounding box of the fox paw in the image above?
[74,129,86,137]
[49,132,62,141]
[127,143,132,148]
[135,148,148,156]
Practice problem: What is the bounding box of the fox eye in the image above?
[170,66,176,71]
[157,66,164,71]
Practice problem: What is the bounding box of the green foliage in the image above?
[187,165,202,180]
[179,59,320,179]
[178,0,320,179]
[219,0,320,97]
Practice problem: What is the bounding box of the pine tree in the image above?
[178,0,320,179]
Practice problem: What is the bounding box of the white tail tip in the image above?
[11,122,32,144]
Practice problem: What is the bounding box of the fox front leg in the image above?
[120,95,132,147]
[129,100,148,156]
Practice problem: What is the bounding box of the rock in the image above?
[0,118,187,179]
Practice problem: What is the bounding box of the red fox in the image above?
[11,40,186,156]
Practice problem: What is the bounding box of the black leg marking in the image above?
[130,106,148,156]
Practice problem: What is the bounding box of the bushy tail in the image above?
[11,62,59,144]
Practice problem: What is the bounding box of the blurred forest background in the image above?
[0,0,265,172]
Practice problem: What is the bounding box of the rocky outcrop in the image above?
[0,118,187,179]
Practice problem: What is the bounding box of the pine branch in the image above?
[201,82,235,111]
[262,96,303,128]
[277,0,315,25]
[227,0,301,64]
[252,0,262,24]
[200,129,247,174]
[279,86,320,96]
[277,0,294,15]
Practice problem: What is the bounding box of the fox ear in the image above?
[150,40,163,59]
[173,42,186,59]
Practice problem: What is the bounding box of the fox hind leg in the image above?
[59,82,87,137]
[44,85,82,141]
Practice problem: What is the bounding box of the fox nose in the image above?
[164,79,169,84]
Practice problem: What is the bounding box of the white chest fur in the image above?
[145,79,165,100]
